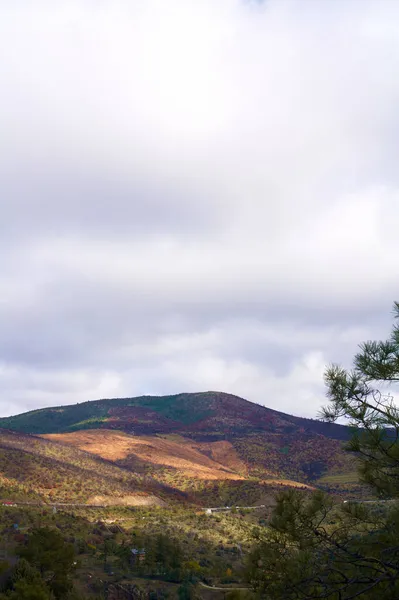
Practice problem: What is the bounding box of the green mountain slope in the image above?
[0,391,350,439]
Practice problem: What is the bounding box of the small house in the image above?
[130,548,146,566]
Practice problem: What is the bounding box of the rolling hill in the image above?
[0,392,360,502]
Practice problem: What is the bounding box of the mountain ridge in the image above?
[0,391,351,441]
[0,391,363,501]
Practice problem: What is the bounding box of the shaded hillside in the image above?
[0,391,351,440]
[232,431,354,481]
[0,429,178,506]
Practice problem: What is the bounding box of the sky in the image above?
[0,0,398,418]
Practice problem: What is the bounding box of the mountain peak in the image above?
[0,391,348,441]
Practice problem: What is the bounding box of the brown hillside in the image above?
[0,429,171,505]
[194,440,248,475]
[42,430,246,481]
[40,430,325,505]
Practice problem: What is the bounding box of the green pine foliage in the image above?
[0,394,216,434]
[18,527,76,598]
[247,302,399,599]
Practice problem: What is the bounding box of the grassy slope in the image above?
[0,429,179,505]
[0,426,342,508]
[0,392,359,496]
[0,393,216,434]
[41,430,246,481]
[40,429,354,505]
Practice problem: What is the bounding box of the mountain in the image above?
[0,391,349,439]
[0,392,361,501]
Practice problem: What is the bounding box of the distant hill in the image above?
[0,391,350,439]
[0,392,360,498]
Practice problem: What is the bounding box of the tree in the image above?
[322,301,399,498]
[247,302,399,599]
[99,538,118,572]
[0,578,53,600]
[177,581,197,600]
[9,558,42,586]
[18,527,76,599]
[0,559,53,600]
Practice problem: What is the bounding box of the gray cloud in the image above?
[0,0,399,418]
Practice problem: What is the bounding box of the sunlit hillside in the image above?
[42,430,246,481]
[0,429,175,506]
[0,393,363,502]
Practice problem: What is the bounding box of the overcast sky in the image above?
[0,0,398,418]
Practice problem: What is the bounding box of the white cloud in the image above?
[0,0,398,418]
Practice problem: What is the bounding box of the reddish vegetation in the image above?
[106,406,181,434]
[194,440,248,475]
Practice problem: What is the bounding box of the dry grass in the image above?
[317,472,359,484]
[0,429,169,505]
[194,440,248,475]
[42,430,246,481]
[260,478,316,490]
[86,494,167,506]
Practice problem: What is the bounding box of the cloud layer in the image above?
[1,0,398,417]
